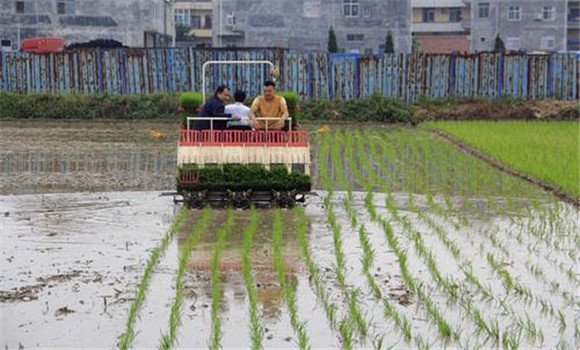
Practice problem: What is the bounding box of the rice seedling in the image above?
[118,206,188,350]
[158,208,212,350]
[209,209,235,350]
[429,121,580,197]
[240,207,263,350]
[272,209,311,350]
[353,131,552,346]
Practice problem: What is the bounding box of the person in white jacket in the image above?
[225,90,252,130]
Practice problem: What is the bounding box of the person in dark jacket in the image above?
[194,85,238,130]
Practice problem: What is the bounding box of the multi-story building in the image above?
[567,0,580,50]
[470,0,567,52]
[174,0,212,47]
[212,0,412,53]
[0,0,173,51]
[411,0,471,53]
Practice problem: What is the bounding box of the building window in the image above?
[570,7,580,22]
[175,9,189,26]
[543,6,555,20]
[478,2,490,18]
[508,6,521,21]
[541,36,555,49]
[204,15,212,29]
[506,37,521,50]
[226,13,235,27]
[449,7,462,22]
[57,0,75,15]
[346,34,364,42]
[1,40,11,47]
[343,0,360,17]
[422,8,435,22]
[303,0,321,18]
[190,15,201,29]
[15,1,34,14]
[363,6,371,18]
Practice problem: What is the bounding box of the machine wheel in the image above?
[277,190,297,208]
[189,191,206,209]
[228,190,252,209]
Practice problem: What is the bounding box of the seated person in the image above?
[225,90,252,131]
[249,80,289,131]
[194,85,235,130]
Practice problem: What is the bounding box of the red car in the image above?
[21,37,65,53]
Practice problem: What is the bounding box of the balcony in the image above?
[412,22,467,33]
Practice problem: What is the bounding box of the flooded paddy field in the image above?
[1,121,578,349]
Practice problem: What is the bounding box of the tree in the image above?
[328,26,338,53]
[385,31,395,54]
[412,38,421,54]
[176,22,194,42]
[493,34,506,53]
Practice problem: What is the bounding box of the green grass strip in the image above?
[272,209,311,350]
[241,207,264,350]
[158,208,212,350]
[429,121,580,198]
[209,209,236,350]
[118,206,188,350]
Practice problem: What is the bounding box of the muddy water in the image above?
[0,120,178,194]
[2,121,578,349]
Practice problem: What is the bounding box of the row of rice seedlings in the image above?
[369,131,571,345]
[320,132,373,345]
[334,132,416,345]
[500,213,579,288]
[240,207,263,350]
[485,251,567,331]
[272,209,311,350]
[209,209,235,350]
[118,207,188,350]
[411,209,549,343]
[399,188,547,343]
[355,132,531,347]
[158,208,212,350]
[294,206,339,332]
[363,130,462,228]
[482,224,577,307]
[344,134,456,341]
[374,131,478,222]
[363,193,455,341]
[517,210,578,266]
[331,131,357,228]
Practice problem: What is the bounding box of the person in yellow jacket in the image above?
[249,81,289,131]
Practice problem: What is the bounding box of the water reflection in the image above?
[178,209,303,322]
[0,151,176,194]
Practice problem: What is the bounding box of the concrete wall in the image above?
[471,0,567,52]
[0,0,173,49]
[212,0,411,53]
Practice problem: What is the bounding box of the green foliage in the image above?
[494,35,506,53]
[278,91,301,126]
[179,92,203,110]
[430,121,580,197]
[176,22,194,42]
[299,93,416,124]
[385,31,395,54]
[177,164,311,191]
[0,91,179,119]
[328,26,338,53]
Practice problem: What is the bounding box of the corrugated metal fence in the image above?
[1,48,578,101]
